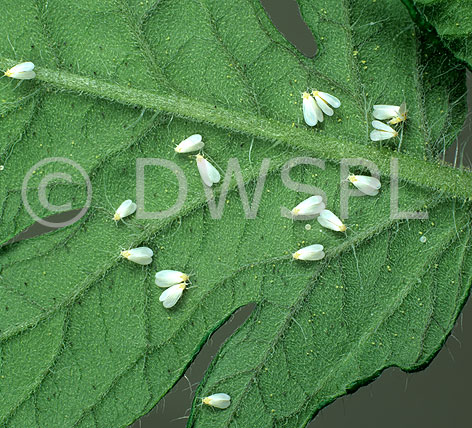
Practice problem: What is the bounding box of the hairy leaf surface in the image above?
[0,1,471,428]
[405,0,472,69]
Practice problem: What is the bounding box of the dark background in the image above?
[10,1,471,427]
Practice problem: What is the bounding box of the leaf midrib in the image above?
[0,57,471,198]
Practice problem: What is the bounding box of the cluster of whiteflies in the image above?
[4,62,405,147]
[6,63,381,289]
[175,134,221,187]
[155,270,190,308]
[370,102,407,141]
[299,86,406,144]
[113,134,224,311]
[174,133,380,263]
[113,201,191,308]
[114,208,232,406]
[290,174,380,261]
[3,64,388,410]
[4,61,405,147]
[113,201,154,264]
[114,200,154,264]
[3,61,237,409]
[113,201,190,308]
[302,90,341,127]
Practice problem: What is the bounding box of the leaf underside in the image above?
[0,1,471,428]
[408,0,472,70]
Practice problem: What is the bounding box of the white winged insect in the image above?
[4,62,36,80]
[373,102,407,125]
[155,270,190,288]
[113,199,137,222]
[159,282,187,308]
[292,244,325,261]
[175,134,204,153]
[348,174,381,196]
[312,90,341,116]
[291,195,325,218]
[302,91,323,126]
[196,154,221,187]
[120,247,154,265]
[370,120,398,141]
[317,209,346,232]
[202,393,231,409]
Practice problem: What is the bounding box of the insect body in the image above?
[291,195,325,217]
[120,247,153,265]
[114,200,137,221]
[373,102,407,124]
[348,175,381,196]
[293,244,325,261]
[175,134,204,153]
[4,62,36,79]
[202,393,231,409]
[155,270,189,287]
[196,154,221,187]
[159,282,187,308]
[317,210,346,232]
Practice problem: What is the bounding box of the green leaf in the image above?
[403,0,472,70]
[0,1,471,428]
